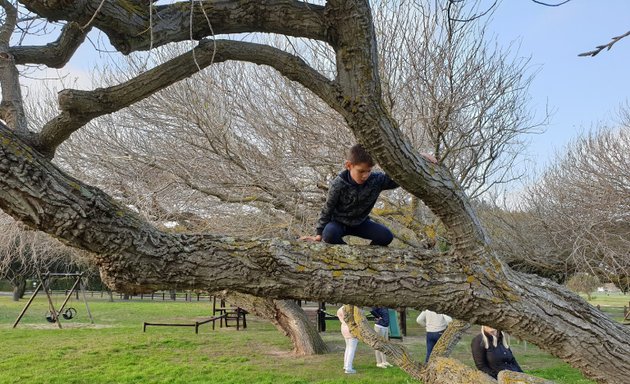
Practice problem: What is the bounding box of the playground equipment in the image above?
[13,272,94,329]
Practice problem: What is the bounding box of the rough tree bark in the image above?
[217,291,328,356]
[429,319,471,361]
[0,1,27,133]
[0,1,629,383]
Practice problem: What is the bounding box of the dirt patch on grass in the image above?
[266,349,295,357]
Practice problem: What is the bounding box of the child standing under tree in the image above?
[370,306,393,368]
[337,306,359,374]
[416,309,453,363]
[302,144,435,245]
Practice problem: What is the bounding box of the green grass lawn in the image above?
[1,293,625,383]
[584,293,630,322]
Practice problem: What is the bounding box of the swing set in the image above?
[13,272,94,329]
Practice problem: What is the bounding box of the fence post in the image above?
[318,302,327,332]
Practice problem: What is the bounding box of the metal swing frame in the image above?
[12,272,94,328]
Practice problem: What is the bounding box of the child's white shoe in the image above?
[344,368,357,374]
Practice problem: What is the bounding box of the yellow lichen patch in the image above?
[318,248,361,270]
[466,275,476,284]
[118,0,145,15]
[295,265,306,272]
[332,270,343,278]
[498,370,555,383]
[491,257,504,271]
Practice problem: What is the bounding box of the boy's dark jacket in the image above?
[370,307,390,327]
[316,170,398,235]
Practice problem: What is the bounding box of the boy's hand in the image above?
[299,235,322,242]
[420,152,438,164]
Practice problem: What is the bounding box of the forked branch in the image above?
[578,30,630,57]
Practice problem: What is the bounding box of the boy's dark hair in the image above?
[347,144,375,166]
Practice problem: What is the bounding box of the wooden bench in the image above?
[143,314,226,334]
[212,297,247,330]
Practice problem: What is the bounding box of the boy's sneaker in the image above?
[376,363,388,368]
[382,362,394,367]
[344,368,357,374]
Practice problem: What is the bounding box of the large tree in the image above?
[49,0,540,246]
[0,1,628,383]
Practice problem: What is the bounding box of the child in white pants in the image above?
[371,307,393,368]
[337,306,359,374]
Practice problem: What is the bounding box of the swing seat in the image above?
[62,308,77,320]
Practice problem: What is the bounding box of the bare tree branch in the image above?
[19,0,328,54]
[10,22,91,68]
[0,0,17,45]
[447,0,497,23]
[37,38,340,157]
[531,0,572,6]
[578,30,630,57]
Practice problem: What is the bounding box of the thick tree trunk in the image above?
[381,356,554,384]
[0,2,628,383]
[217,291,328,356]
[429,320,471,361]
[424,357,496,384]
[497,371,555,384]
[0,122,629,383]
[11,275,26,301]
[0,3,27,134]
